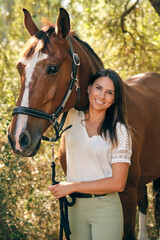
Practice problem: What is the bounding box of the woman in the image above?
[49,69,132,240]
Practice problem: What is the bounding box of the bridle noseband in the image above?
[12,36,80,142]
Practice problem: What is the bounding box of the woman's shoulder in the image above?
[67,108,84,118]
[64,108,84,126]
[115,122,131,143]
[116,122,128,133]
[115,122,132,148]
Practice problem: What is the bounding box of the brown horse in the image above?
[8,8,160,240]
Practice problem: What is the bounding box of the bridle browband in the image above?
[12,36,80,142]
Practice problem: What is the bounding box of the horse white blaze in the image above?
[138,212,150,240]
[15,52,48,151]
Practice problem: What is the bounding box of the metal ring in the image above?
[73,53,80,66]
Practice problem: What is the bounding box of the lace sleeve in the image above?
[111,123,132,165]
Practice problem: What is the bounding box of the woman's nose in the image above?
[99,91,106,99]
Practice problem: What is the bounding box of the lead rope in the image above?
[50,144,76,240]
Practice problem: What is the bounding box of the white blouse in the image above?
[63,108,132,182]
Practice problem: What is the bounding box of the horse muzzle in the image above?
[8,127,41,157]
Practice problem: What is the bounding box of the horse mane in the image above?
[20,20,55,59]
[20,21,102,65]
[73,35,102,64]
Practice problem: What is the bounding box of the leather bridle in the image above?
[12,36,80,142]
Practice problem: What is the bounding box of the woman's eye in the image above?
[96,86,100,90]
[47,65,59,74]
[107,91,113,95]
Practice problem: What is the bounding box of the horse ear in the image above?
[57,8,70,39]
[23,9,39,36]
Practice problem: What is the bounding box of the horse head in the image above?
[8,8,103,157]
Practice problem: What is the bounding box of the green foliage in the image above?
[68,0,160,79]
[0,122,62,239]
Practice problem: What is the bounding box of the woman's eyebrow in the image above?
[95,83,115,92]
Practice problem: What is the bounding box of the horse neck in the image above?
[71,36,104,110]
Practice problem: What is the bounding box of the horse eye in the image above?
[47,65,59,74]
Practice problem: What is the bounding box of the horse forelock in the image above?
[21,23,55,59]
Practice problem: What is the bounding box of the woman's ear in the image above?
[87,85,91,94]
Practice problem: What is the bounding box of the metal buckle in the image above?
[73,53,80,66]
[51,114,57,124]
[71,72,78,81]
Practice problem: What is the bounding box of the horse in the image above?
[8,8,160,240]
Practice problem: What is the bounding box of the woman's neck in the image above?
[85,107,106,125]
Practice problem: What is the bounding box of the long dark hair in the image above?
[87,68,129,146]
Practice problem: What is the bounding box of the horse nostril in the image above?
[19,130,31,149]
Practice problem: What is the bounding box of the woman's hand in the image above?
[48,182,75,199]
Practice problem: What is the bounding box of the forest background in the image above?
[0,0,160,239]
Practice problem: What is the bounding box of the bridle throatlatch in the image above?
[12,36,80,240]
[12,36,80,142]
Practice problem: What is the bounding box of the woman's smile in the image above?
[95,99,105,105]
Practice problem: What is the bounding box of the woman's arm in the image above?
[49,162,129,199]
[58,134,67,175]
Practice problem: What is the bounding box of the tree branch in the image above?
[120,0,139,43]
[149,0,160,16]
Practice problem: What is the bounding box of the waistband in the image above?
[72,192,107,198]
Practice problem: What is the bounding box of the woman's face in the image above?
[87,76,115,113]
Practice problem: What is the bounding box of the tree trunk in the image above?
[149,0,160,16]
